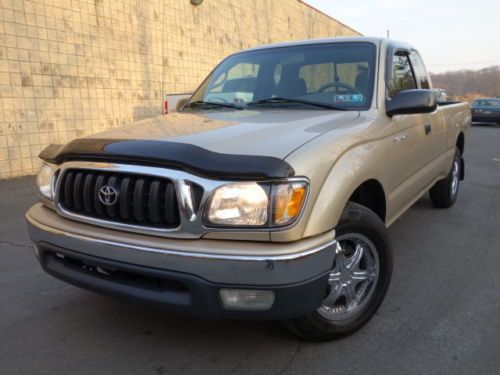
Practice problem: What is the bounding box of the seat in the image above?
[355,68,369,98]
[275,66,307,97]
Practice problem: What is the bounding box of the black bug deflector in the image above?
[39,138,295,180]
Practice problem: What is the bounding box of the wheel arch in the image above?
[347,179,386,223]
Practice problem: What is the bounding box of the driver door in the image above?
[386,51,436,218]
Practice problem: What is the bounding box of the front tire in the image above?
[429,147,461,208]
[284,202,393,341]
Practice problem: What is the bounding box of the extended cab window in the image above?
[188,42,377,110]
[409,51,431,89]
[388,52,417,98]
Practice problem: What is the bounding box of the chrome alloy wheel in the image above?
[451,159,460,196]
[318,233,380,320]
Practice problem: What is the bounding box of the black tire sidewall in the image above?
[429,147,461,208]
[449,150,461,202]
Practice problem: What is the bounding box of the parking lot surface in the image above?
[1,125,499,375]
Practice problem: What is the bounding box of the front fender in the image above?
[270,126,390,242]
[302,144,389,238]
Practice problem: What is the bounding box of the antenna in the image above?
[387,30,390,39]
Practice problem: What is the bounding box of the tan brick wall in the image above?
[0,0,360,179]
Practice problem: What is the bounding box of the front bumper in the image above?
[27,204,335,320]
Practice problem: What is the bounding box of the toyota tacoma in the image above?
[26,37,471,341]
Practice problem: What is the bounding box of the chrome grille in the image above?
[58,169,181,228]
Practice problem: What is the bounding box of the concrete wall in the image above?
[0,0,360,179]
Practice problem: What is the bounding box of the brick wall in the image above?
[0,0,359,179]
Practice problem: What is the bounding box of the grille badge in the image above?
[98,185,119,206]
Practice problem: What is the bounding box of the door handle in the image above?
[424,124,432,135]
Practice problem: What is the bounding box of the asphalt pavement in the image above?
[1,125,499,375]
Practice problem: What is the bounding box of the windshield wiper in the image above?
[185,100,244,110]
[247,97,347,110]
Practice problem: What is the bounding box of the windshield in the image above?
[186,42,376,111]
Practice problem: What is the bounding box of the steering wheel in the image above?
[209,96,228,103]
[318,82,362,95]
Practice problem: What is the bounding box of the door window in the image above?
[388,52,416,98]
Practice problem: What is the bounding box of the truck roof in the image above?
[239,36,414,55]
[241,36,384,52]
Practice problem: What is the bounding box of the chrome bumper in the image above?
[26,204,336,286]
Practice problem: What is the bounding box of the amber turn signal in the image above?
[271,181,308,226]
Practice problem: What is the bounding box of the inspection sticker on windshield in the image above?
[333,94,364,104]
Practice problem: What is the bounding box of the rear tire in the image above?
[284,202,393,342]
[429,147,461,208]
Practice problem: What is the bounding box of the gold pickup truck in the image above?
[26,37,470,341]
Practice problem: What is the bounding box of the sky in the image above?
[307,0,500,73]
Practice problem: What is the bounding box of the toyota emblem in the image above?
[98,185,119,206]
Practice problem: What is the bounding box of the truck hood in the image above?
[88,110,360,159]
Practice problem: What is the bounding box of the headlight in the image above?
[36,163,56,200]
[207,182,269,226]
[206,180,308,227]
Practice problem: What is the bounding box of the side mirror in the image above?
[176,97,189,112]
[386,89,437,117]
